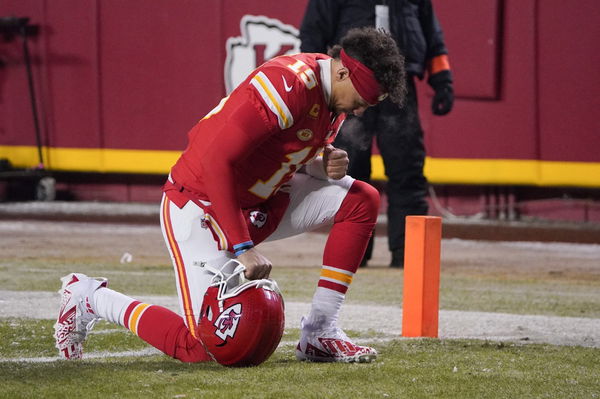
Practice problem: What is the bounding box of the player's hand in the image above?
[323,145,349,179]
[237,247,272,280]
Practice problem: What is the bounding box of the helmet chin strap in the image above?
[204,259,281,302]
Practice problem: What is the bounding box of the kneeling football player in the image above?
[54,27,406,364]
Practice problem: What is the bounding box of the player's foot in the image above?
[295,317,377,363]
[54,273,108,359]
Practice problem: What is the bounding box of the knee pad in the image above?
[334,180,380,224]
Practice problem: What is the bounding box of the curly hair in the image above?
[329,27,406,106]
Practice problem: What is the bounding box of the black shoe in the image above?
[390,249,404,268]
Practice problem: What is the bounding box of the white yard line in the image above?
[1,290,599,350]
[0,348,163,363]
[0,338,400,363]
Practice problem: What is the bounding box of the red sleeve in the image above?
[197,61,317,250]
[197,97,274,250]
[247,64,313,131]
[198,63,317,250]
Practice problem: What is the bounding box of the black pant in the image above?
[333,78,428,258]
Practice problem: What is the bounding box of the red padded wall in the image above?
[44,0,102,149]
[1,0,599,173]
[537,0,600,162]
[421,0,538,160]
[98,0,224,151]
[435,0,502,100]
[0,0,46,148]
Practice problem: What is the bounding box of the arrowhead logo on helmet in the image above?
[214,303,242,342]
[197,261,285,367]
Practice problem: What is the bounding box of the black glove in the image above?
[432,85,454,115]
[428,70,454,116]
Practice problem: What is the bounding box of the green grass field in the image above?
[1,223,599,398]
[1,319,599,399]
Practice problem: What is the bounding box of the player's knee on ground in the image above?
[173,324,213,363]
[334,180,380,225]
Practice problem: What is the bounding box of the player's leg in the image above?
[55,269,213,362]
[93,287,211,363]
[55,194,233,362]
[266,173,380,362]
[94,195,226,362]
[332,111,378,266]
[158,194,236,338]
[54,273,109,359]
[119,193,237,362]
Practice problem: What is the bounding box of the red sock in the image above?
[124,302,212,363]
[319,180,379,294]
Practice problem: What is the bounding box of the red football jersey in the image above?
[167,53,346,249]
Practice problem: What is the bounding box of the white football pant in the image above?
[160,173,354,332]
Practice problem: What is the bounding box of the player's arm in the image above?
[198,99,275,279]
[199,66,310,279]
[322,144,349,179]
[237,248,272,280]
[303,144,349,180]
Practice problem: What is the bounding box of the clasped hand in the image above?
[323,144,349,179]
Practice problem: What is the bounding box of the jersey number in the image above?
[249,147,312,199]
[287,60,317,90]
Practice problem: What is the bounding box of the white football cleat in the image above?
[295,317,377,363]
[54,273,108,360]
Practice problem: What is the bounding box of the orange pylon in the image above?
[401,216,442,337]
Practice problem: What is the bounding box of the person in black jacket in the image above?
[300,0,454,267]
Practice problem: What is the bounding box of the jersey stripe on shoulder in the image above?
[250,71,294,129]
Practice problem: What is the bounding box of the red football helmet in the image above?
[197,261,285,367]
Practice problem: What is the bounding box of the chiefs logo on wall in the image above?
[225,15,300,94]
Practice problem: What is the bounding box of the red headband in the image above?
[340,49,383,105]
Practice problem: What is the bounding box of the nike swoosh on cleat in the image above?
[58,306,76,324]
[282,75,293,92]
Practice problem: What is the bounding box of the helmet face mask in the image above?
[197,261,285,367]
